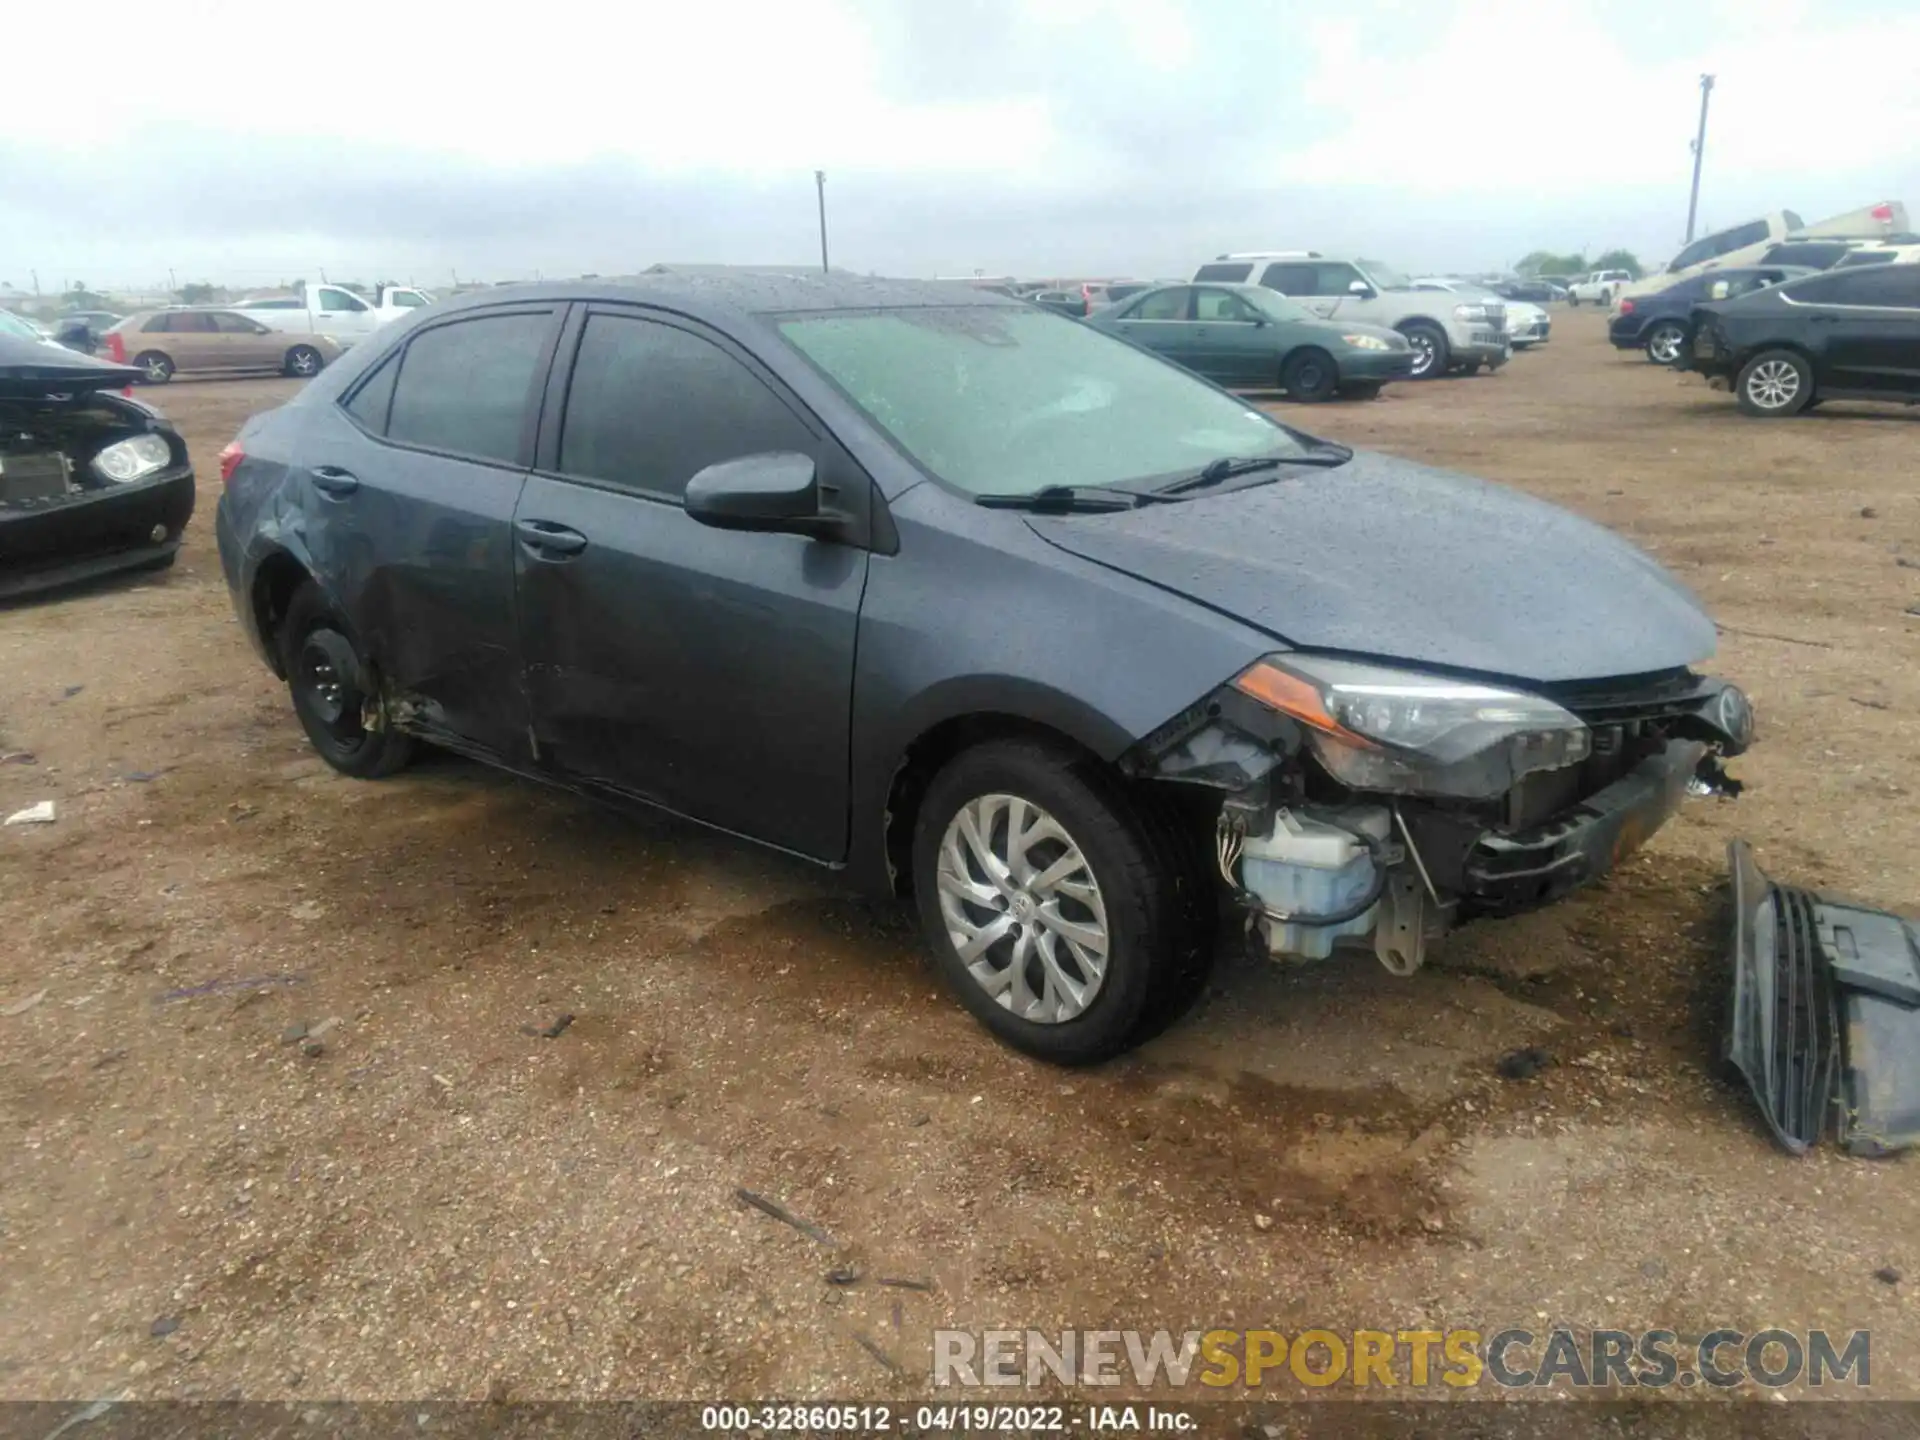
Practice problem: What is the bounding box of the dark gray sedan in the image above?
[215,275,1753,1064]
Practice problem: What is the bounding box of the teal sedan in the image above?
[1084,282,1416,401]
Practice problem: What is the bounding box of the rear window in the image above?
[1193,262,1253,283]
[385,312,551,464]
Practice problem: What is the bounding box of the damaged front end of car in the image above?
[1126,656,1755,974]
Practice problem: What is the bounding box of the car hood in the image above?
[0,333,140,396]
[1025,450,1717,685]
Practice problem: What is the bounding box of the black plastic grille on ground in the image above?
[1768,882,1839,1149]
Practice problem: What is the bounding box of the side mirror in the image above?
[684,451,822,534]
[1347,279,1376,298]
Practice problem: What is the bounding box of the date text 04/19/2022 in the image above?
[698,1403,1196,1432]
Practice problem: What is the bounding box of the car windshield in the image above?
[1358,259,1412,290]
[779,306,1307,497]
[0,312,42,340]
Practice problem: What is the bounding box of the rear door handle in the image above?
[311,466,359,497]
[515,519,588,558]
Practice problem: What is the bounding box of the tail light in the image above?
[217,441,245,486]
[103,330,126,364]
[1873,202,1895,224]
[1618,299,1636,315]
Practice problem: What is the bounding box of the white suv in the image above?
[1191,252,1509,379]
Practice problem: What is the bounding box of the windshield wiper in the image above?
[974,483,1178,512]
[1155,445,1353,496]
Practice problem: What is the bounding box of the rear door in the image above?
[1110,287,1204,372]
[1811,266,1920,394]
[303,304,561,762]
[513,305,871,860]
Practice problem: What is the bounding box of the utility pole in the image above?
[815,170,830,274]
[1684,73,1715,245]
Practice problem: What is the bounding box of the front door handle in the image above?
[515,519,588,558]
[311,466,359,497]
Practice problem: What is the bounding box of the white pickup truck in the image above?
[232,282,434,348]
[1565,270,1633,306]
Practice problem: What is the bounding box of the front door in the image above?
[513,307,868,861]
[296,305,560,763]
[211,310,283,370]
[1817,265,1920,395]
[1191,286,1274,386]
[315,285,378,342]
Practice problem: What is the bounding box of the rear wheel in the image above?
[133,351,174,384]
[1399,321,1449,380]
[278,582,415,778]
[284,344,324,378]
[1280,347,1338,402]
[1735,349,1813,417]
[911,738,1206,1065]
[1644,322,1687,365]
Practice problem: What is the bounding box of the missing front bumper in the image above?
[1727,839,1920,1156]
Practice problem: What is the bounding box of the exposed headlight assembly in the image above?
[1452,303,1492,322]
[1340,333,1393,351]
[92,433,173,484]
[1232,654,1591,799]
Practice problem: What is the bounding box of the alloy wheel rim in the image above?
[293,350,317,375]
[1747,359,1801,409]
[146,358,168,380]
[936,793,1109,1024]
[1650,327,1683,363]
[1407,334,1436,376]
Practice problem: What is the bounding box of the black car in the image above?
[52,311,124,355]
[0,334,196,600]
[1609,266,1811,365]
[1493,278,1564,304]
[214,275,1752,1064]
[1684,263,1920,416]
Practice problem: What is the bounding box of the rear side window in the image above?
[167,311,216,333]
[1259,263,1314,293]
[142,314,172,333]
[1194,262,1253,283]
[344,355,400,433]
[558,314,815,501]
[386,312,551,464]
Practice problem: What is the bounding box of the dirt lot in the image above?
[3,315,1919,1411]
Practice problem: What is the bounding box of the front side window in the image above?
[385,312,551,464]
[1129,287,1190,321]
[1669,236,1717,271]
[1194,288,1259,322]
[211,312,266,334]
[559,315,815,500]
[779,305,1306,498]
[318,287,369,313]
[1723,220,1771,252]
[392,290,427,308]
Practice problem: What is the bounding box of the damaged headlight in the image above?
[1232,655,1590,799]
[92,433,173,484]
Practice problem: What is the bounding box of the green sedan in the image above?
[1084,281,1417,401]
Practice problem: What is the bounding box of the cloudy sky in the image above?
[4,0,1915,292]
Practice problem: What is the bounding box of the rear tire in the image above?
[278,582,415,779]
[1735,349,1814,417]
[1644,322,1687,365]
[133,351,174,384]
[284,344,324,378]
[1399,321,1449,380]
[1280,347,1338,402]
[910,738,1206,1065]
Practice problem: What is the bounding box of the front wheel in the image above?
[1735,349,1814,417]
[1644,323,1687,365]
[1280,347,1338,402]
[911,738,1206,1065]
[278,582,415,778]
[133,351,174,384]
[1399,321,1449,380]
[284,344,324,378]
[1459,360,1483,376]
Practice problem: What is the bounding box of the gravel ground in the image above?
[2,314,1919,1414]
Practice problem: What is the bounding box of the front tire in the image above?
[1399,321,1449,380]
[1644,322,1687,365]
[1735,349,1814,417]
[133,351,174,384]
[278,582,415,778]
[911,738,1203,1065]
[1280,347,1338,403]
[284,344,324,378]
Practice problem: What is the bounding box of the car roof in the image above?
[429,274,1026,327]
